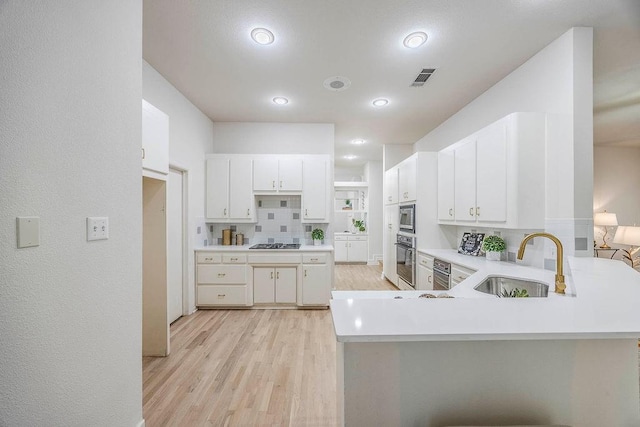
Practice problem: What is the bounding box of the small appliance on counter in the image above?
[222,229,232,245]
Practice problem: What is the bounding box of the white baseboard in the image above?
[136,419,145,427]
[368,254,383,265]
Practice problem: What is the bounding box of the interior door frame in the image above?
[169,163,189,317]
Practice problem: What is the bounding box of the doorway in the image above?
[167,167,187,324]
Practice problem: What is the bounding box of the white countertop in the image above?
[331,250,640,342]
[196,244,334,252]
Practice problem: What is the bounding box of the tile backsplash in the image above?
[205,195,327,246]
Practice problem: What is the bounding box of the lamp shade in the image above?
[613,226,640,246]
[594,211,618,226]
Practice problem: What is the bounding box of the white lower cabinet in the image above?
[416,253,434,291]
[334,235,368,262]
[196,256,250,307]
[450,263,476,288]
[253,267,297,304]
[302,265,329,305]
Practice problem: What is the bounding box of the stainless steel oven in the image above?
[396,234,416,288]
[399,204,416,234]
[433,258,451,290]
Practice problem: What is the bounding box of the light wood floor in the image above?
[143,263,393,426]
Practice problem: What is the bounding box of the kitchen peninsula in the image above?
[331,253,640,426]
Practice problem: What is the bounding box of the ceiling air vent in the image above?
[411,68,436,87]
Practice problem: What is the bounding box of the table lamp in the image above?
[613,225,640,268]
[594,211,618,248]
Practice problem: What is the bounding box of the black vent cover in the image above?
[411,68,436,87]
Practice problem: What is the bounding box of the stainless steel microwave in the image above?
[399,204,415,233]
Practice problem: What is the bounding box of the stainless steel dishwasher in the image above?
[432,258,451,290]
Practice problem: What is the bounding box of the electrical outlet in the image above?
[87,217,109,241]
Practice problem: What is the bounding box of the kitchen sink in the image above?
[474,276,549,298]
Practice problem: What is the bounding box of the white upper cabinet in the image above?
[437,150,455,221]
[302,158,327,221]
[253,158,302,192]
[437,112,545,229]
[142,99,169,178]
[384,167,399,205]
[398,156,417,203]
[206,157,230,220]
[454,137,477,222]
[206,156,254,222]
[475,120,507,223]
[228,157,254,220]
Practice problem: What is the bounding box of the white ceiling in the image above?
[143,0,640,166]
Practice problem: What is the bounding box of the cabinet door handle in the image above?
[276,271,280,279]
[469,207,474,216]
[247,209,250,216]
[428,276,432,283]
[388,224,392,229]
[476,207,480,216]
[280,180,283,188]
[304,270,307,277]
[449,208,453,217]
[305,209,308,217]
[141,147,145,159]
[272,180,275,189]
[217,273,226,278]
[271,271,274,279]
[224,208,227,216]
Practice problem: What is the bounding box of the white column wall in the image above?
[142,61,215,314]
[0,1,143,425]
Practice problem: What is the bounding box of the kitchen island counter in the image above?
[331,255,640,426]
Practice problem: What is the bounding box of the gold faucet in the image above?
[517,232,566,294]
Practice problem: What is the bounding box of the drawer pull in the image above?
[217,294,226,298]
[218,273,226,278]
[310,258,318,261]
[231,257,238,261]
[205,257,213,261]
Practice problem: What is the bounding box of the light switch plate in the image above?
[87,217,109,241]
[17,217,40,248]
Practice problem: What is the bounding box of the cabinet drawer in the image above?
[451,264,476,285]
[222,254,247,264]
[303,254,327,264]
[197,253,221,264]
[417,254,434,269]
[197,285,248,306]
[334,235,348,241]
[348,235,367,241]
[197,265,246,284]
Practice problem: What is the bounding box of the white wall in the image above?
[0,1,142,426]
[142,61,214,314]
[335,165,364,181]
[365,161,383,263]
[212,122,334,155]
[414,28,594,265]
[594,146,640,248]
[383,144,413,171]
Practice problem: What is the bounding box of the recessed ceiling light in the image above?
[344,155,358,160]
[351,139,366,145]
[251,28,274,45]
[372,98,389,107]
[272,96,288,105]
[403,31,428,48]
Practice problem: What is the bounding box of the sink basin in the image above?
[474,276,549,298]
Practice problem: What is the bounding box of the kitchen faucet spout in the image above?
[517,232,566,294]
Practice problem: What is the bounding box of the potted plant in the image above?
[482,235,506,261]
[311,228,324,246]
[352,219,366,233]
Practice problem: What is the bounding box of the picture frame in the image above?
[458,232,485,256]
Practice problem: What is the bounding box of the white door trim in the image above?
[169,164,189,317]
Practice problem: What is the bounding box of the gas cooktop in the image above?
[249,243,301,250]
